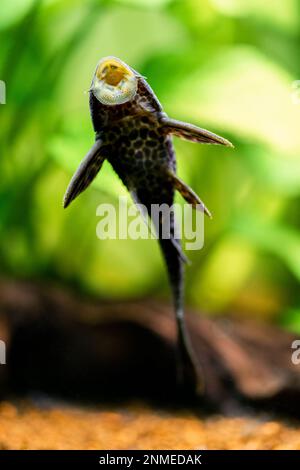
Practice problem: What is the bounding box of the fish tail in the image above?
[158,234,202,394]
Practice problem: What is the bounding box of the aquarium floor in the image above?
[0,400,300,450]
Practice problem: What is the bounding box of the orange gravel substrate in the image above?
[0,401,300,450]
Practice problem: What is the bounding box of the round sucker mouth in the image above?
[92,57,138,106]
[100,66,125,86]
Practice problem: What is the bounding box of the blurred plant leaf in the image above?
[116,0,173,7]
[211,0,298,32]
[243,145,300,196]
[234,216,300,281]
[281,307,300,334]
[0,0,36,30]
[166,46,300,155]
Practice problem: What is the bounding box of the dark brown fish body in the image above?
[64,57,233,393]
[90,77,174,198]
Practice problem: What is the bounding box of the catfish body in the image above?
[64,57,233,393]
[93,100,176,212]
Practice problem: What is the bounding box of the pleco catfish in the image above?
[64,56,233,393]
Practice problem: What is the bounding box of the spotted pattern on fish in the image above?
[96,114,175,199]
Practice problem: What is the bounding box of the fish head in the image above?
[91,56,138,106]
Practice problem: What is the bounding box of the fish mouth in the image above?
[91,56,138,106]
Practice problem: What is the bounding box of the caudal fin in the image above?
[159,236,202,393]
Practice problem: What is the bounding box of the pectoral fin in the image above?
[167,170,211,218]
[63,139,107,208]
[161,117,233,147]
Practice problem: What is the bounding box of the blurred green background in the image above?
[0,0,300,330]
